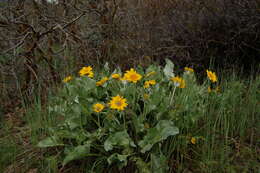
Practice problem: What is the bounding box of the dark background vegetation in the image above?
[0,0,259,112]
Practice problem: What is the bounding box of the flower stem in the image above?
[170,86,177,106]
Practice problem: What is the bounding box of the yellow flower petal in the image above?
[191,137,196,144]
[184,67,194,73]
[145,71,156,77]
[96,77,109,86]
[208,86,212,93]
[111,73,121,79]
[143,94,149,100]
[144,123,150,129]
[144,80,156,88]
[63,76,73,83]
[206,70,217,83]
[170,76,186,88]
[208,86,220,93]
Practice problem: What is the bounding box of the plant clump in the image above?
[38,59,220,171]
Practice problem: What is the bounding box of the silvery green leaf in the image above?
[74,96,79,103]
[104,130,136,151]
[138,120,179,153]
[62,143,91,166]
[163,58,175,79]
[104,62,110,72]
[37,136,64,148]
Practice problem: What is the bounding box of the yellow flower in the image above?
[208,86,220,93]
[93,103,105,113]
[63,76,72,83]
[144,82,149,88]
[144,80,156,88]
[207,86,212,93]
[144,123,150,129]
[109,95,128,111]
[145,71,156,77]
[106,114,115,120]
[206,70,217,83]
[184,67,194,73]
[89,72,94,78]
[111,73,121,79]
[96,77,109,86]
[119,75,128,81]
[123,68,142,83]
[79,66,94,78]
[216,86,220,92]
[170,76,186,88]
[191,137,196,144]
[143,94,149,100]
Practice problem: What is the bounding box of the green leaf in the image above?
[104,62,110,72]
[62,143,91,166]
[151,153,169,173]
[149,87,166,107]
[138,120,179,153]
[104,130,136,151]
[56,129,87,144]
[145,64,159,73]
[86,128,106,141]
[107,153,129,169]
[76,77,96,91]
[132,157,151,173]
[45,156,58,173]
[37,136,64,148]
[163,58,175,79]
[132,116,145,133]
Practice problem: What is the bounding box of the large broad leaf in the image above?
[104,130,136,151]
[62,143,91,166]
[151,153,169,173]
[138,120,179,153]
[64,116,82,129]
[75,77,96,91]
[37,136,64,148]
[163,58,174,79]
[83,77,96,91]
[107,153,129,169]
[55,129,87,144]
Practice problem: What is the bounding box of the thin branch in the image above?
[1,32,31,54]
[39,12,87,38]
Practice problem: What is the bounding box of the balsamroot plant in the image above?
[38,59,215,171]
